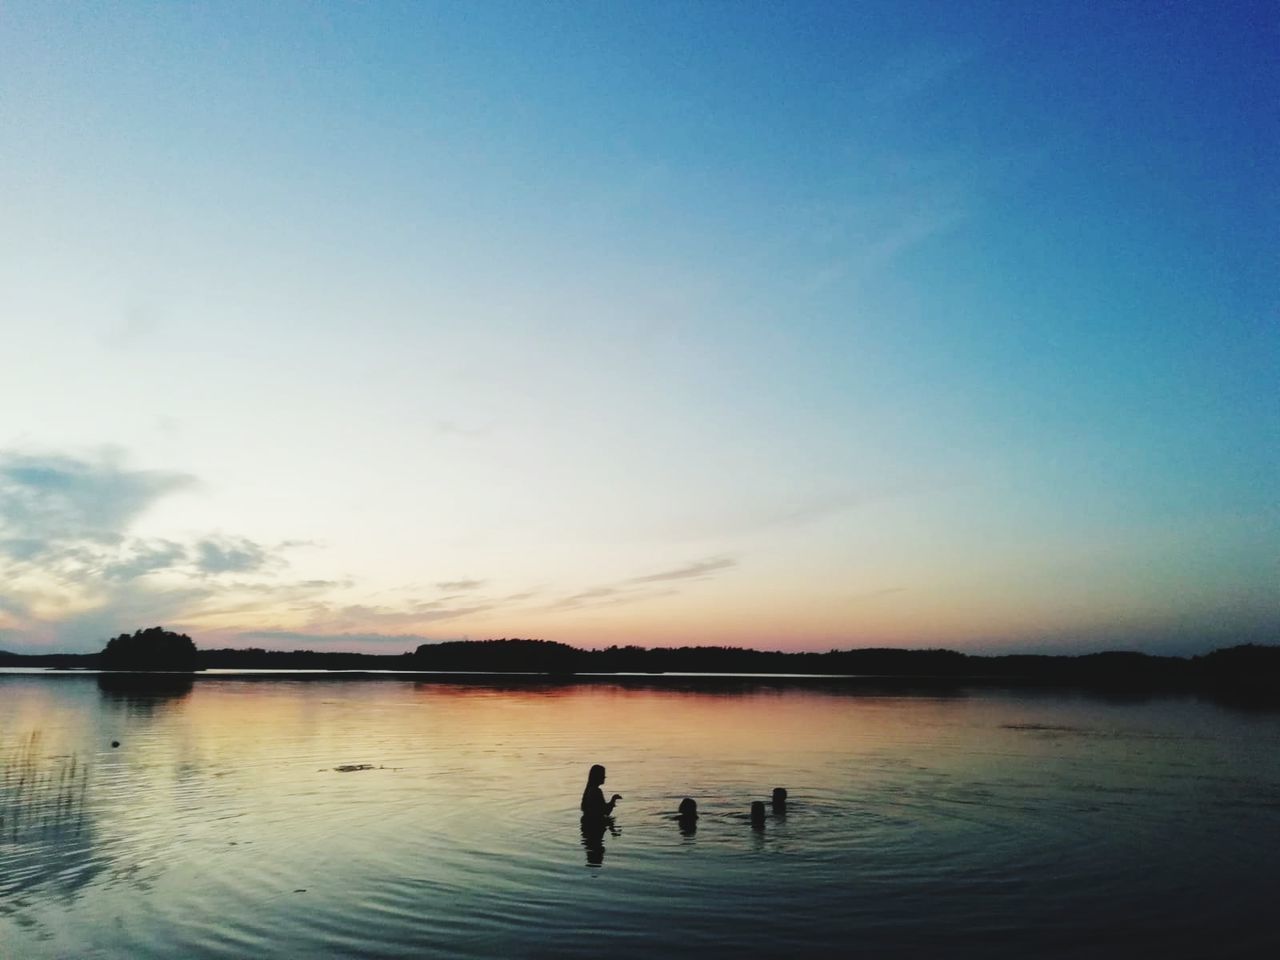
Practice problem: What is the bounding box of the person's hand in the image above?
[611,794,622,802]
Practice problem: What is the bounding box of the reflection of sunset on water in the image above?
[3,674,1280,957]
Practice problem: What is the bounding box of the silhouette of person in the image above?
[771,787,787,814]
[677,797,698,836]
[580,816,613,866]
[580,764,621,819]
[751,800,767,830]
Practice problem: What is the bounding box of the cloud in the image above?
[436,578,486,591]
[629,556,736,584]
[0,449,746,652]
[0,593,30,618]
[296,599,498,632]
[0,450,193,552]
[847,586,907,602]
[102,539,189,581]
[800,187,969,296]
[545,556,737,611]
[0,448,529,652]
[547,586,619,610]
[0,449,333,650]
[195,536,270,575]
[0,538,58,562]
[51,581,217,647]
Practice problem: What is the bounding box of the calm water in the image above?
[2,673,1278,959]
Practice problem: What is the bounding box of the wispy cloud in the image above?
[102,539,189,581]
[296,599,498,632]
[0,449,746,651]
[546,586,619,610]
[629,556,736,583]
[436,578,486,592]
[798,185,970,295]
[0,450,193,553]
[0,449,333,650]
[847,586,907,602]
[776,43,996,297]
[545,555,737,611]
[194,535,271,575]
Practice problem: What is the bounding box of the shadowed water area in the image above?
[2,672,1278,958]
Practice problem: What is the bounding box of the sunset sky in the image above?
[1,1,1275,656]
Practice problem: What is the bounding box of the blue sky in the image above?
[0,1,1275,654]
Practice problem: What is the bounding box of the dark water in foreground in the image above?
[1,673,1278,958]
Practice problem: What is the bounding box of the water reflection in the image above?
[0,674,1278,958]
[580,816,618,867]
[1,731,89,844]
[0,730,100,905]
[96,672,195,713]
[1,672,200,923]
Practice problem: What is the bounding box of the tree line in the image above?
[1,630,1277,695]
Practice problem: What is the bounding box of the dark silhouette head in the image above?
[751,800,766,829]
[587,764,606,787]
[771,787,787,812]
[678,797,698,818]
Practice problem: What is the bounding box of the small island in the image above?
[99,627,198,672]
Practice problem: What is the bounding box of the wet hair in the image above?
[751,800,767,824]
[678,797,698,817]
[771,787,787,809]
[587,764,606,786]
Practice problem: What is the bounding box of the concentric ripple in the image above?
[1,674,1278,958]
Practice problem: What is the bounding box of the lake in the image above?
[2,672,1278,958]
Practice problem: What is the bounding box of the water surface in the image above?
[2,673,1278,958]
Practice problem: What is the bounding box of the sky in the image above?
[1,1,1276,656]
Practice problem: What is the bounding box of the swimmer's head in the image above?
[678,797,698,818]
[587,764,606,786]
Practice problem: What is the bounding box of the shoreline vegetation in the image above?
[0,631,1276,698]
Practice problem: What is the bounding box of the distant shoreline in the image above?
[1,640,1276,700]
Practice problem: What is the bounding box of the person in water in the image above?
[580,817,613,866]
[771,787,788,814]
[677,797,699,836]
[581,764,621,818]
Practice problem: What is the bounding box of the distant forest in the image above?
[0,634,1277,694]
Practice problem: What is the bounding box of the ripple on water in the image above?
[3,677,1280,958]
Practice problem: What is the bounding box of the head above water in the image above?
[772,787,787,808]
[678,797,698,818]
[751,800,767,824]
[587,764,606,786]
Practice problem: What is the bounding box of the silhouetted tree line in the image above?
[100,627,197,670]
[406,639,1279,687]
[0,630,1276,696]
